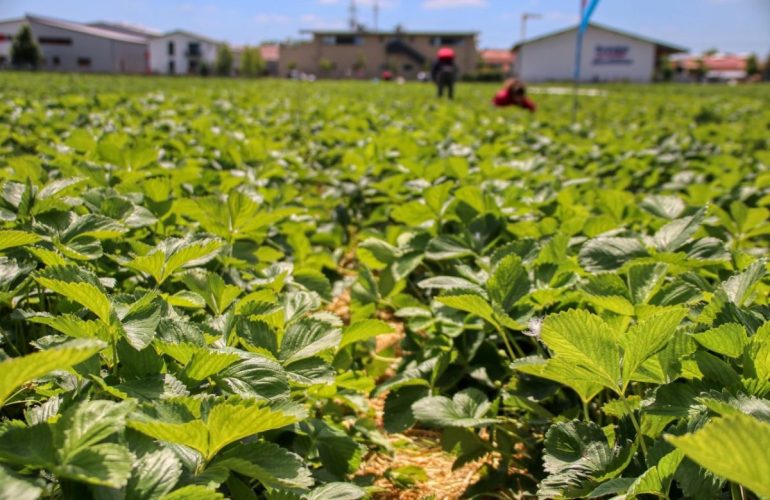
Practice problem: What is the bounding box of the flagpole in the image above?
[572,0,586,124]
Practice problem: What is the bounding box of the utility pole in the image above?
[373,0,379,32]
[349,0,358,30]
[517,12,541,78]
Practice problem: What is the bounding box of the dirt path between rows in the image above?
[327,289,492,499]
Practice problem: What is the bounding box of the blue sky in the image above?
[2,0,769,55]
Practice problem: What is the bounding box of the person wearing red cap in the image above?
[432,47,458,99]
[492,78,537,112]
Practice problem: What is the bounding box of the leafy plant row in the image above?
[0,74,769,498]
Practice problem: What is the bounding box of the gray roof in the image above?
[301,29,478,37]
[26,14,147,44]
[152,30,221,45]
[512,22,687,53]
[87,21,160,38]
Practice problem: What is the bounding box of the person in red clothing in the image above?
[432,47,458,99]
[493,78,537,112]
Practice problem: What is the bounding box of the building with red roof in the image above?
[479,49,515,73]
[672,53,749,82]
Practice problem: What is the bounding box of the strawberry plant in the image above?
[0,73,769,498]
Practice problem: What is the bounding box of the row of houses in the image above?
[0,13,761,83]
[0,14,279,75]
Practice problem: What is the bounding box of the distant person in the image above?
[381,70,394,81]
[432,47,458,99]
[493,78,537,112]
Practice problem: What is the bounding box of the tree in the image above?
[746,53,759,77]
[11,24,42,70]
[704,48,719,56]
[657,55,673,82]
[694,58,707,82]
[215,44,233,76]
[319,58,336,76]
[764,53,770,81]
[240,46,265,78]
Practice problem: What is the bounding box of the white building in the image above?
[148,31,219,75]
[514,22,686,83]
[0,14,147,73]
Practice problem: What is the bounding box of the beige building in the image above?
[279,29,478,79]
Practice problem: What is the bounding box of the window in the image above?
[52,56,61,66]
[167,41,175,56]
[39,37,72,45]
[431,36,464,47]
[403,63,413,72]
[168,60,175,74]
[77,57,91,67]
[322,35,362,46]
[187,42,201,57]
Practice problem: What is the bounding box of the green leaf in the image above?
[310,420,362,478]
[540,420,634,498]
[126,449,182,500]
[292,269,332,301]
[279,317,341,364]
[486,254,530,311]
[161,485,224,500]
[425,236,475,261]
[57,400,134,457]
[214,357,289,401]
[35,269,112,323]
[183,350,241,381]
[512,356,604,403]
[436,294,499,328]
[358,238,399,264]
[627,263,668,305]
[0,422,57,469]
[119,292,163,350]
[690,323,747,358]
[652,208,705,252]
[213,441,313,489]
[540,310,622,392]
[340,319,393,349]
[0,230,41,252]
[0,464,43,500]
[722,260,765,307]
[156,342,239,381]
[579,237,648,272]
[667,413,770,498]
[128,419,210,457]
[56,442,134,488]
[627,449,684,496]
[126,236,223,285]
[383,386,429,433]
[130,398,301,462]
[181,271,241,315]
[0,339,105,406]
[207,401,301,459]
[621,307,687,387]
[412,388,498,428]
[304,483,365,500]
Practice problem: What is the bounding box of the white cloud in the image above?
[422,0,487,9]
[254,13,290,24]
[317,0,340,4]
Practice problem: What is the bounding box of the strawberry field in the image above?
[1,73,769,499]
